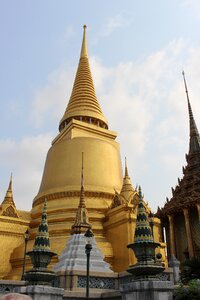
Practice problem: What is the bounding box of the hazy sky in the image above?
[0,0,200,212]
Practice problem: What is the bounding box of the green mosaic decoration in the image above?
[134,186,153,243]
[33,199,50,251]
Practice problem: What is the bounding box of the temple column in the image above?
[183,208,194,258]
[168,215,176,257]
[196,203,200,221]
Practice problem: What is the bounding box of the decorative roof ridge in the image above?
[158,73,200,217]
[182,71,200,154]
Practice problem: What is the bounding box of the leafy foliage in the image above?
[175,280,200,300]
[181,258,200,284]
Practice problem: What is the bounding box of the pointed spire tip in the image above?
[182,71,200,152]
[80,24,88,58]
[9,173,12,188]
[124,156,129,177]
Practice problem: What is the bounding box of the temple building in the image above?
[157,72,200,263]
[0,26,165,280]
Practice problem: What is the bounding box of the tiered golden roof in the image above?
[59,25,108,131]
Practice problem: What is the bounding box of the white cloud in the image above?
[0,134,53,211]
[31,67,75,127]
[63,25,75,40]
[182,0,200,19]
[101,13,132,36]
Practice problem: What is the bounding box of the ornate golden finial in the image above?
[121,156,134,193]
[125,157,129,177]
[4,173,14,204]
[80,24,88,58]
[8,173,12,190]
[1,174,18,218]
[110,156,136,208]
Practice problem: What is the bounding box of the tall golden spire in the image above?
[59,25,108,131]
[182,71,200,153]
[71,153,91,234]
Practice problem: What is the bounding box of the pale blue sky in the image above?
[0,0,200,211]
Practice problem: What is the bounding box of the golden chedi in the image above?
[2,26,165,279]
[7,25,122,279]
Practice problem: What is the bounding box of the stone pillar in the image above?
[120,280,174,300]
[168,254,180,284]
[183,208,194,258]
[197,203,200,221]
[168,215,176,257]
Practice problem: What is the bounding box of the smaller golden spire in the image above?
[0,174,18,218]
[80,25,88,58]
[111,158,137,208]
[121,157,134,193]
[79,152,86,208]
[2,173,15,206]
[71,153,91,234]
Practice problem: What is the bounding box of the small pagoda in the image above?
[157,72,200,263]
[25,199,57,285]
[127,186,164,279]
